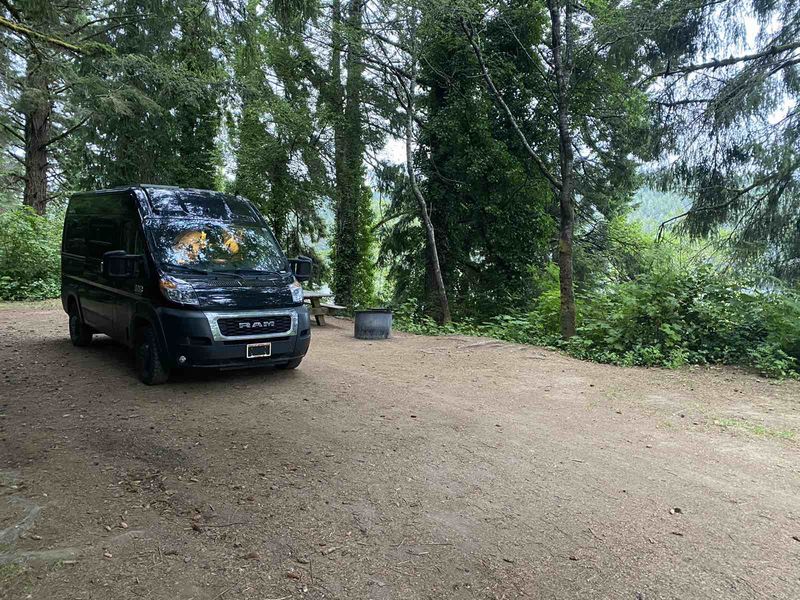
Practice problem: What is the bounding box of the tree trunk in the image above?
[330,0,349,303]
[330,0,343,219]
[23,66,51,215]
[548,0,577,339]
[329,0,373,307]
[404,74,451,325]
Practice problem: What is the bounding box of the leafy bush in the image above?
[570,265,799,376]
[395,259,800,378]
[0,207,63,301]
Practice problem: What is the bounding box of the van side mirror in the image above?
[102,250,138,279]
[289,256,313,283]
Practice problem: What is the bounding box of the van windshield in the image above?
[147,219,288,274]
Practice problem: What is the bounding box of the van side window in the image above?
[64,196,93,256]
[87,219,119,260]
[132,228,145,254]
[83,193,139,259]
[122,223,145,254]
[120,197,143,254]
[63,215,87,255]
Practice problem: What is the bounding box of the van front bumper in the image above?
[156,305,311,369]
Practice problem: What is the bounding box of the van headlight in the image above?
[289,280,304,303]
[159,275,199,306]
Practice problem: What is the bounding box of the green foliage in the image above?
[573,217,653,290]
[643,0,800,281]
[329,0,376,308]
[66,0,224,191]
[630,188,690,233]
[382,0,658,322]
[395,248,800,378]
[381,1,556,319]
[0,207,62,300]
[567,265,797,374]
[0,1,148,209]
[332,184,376,308]
[231,1,328,271]
[746,344,798,380]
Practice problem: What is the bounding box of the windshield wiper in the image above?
[163,264,243,279]
[211,269,245,280]
[223,268,281,276]
[162,264,209,276]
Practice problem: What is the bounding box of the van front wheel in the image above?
[135,325,170,385]
[68,305,93,347]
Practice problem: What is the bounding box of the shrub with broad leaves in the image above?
[0,207,63,301]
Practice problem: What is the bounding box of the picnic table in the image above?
[303,290,346,326]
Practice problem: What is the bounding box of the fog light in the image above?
[177,355,187,365]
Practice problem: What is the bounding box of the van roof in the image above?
[72,184,212,196]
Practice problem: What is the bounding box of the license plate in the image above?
[246,342,272,359]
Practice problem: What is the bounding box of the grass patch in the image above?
[0,298,61,311]
[713,418,796,440]
[0,563,29,593]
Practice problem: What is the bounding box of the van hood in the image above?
[188,274,297,310]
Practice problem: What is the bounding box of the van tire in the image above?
[68,305,93,347]
[135,325,170,385]
[278,358,303,370]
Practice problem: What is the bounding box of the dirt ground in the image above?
[1,301,799,600]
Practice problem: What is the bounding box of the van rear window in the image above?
[146,189,258,221]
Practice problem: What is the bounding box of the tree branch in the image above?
[44,113,92,148]
[656,164,800,241]
[371,211,407,232]
[649,40,800,80]
[0,120,23,142]
[0,15,82,53]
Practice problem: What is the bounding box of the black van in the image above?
[61,185,313,384]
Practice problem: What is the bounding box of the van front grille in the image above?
[217,315,292,337]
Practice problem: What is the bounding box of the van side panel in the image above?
[112,193,148,344]
[61,191,144,340]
